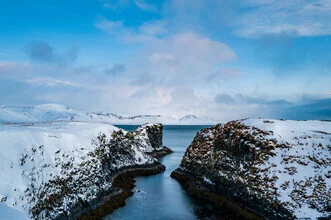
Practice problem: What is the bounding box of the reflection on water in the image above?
[105,125,224,220]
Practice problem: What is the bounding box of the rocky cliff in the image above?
[0,122,170,219]
[172,119,331,219]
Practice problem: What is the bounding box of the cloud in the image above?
[102,0,130,10]
[109,31,237,88]
[4,0,330,121]
[148,52,179,70]
[272,98,331,120]
[214,93,236,104]
[139,20,167,36]
[214,93,293,107]
[94,18,123,34]
[134,0,159,12]
[25,77,81,87]
[27,40,54,62]
[130,86,173,106]
[131,72,155,85]
[235,0,331,38]
[94,18,167,42]
[0,60,83,89]
[61,47,79,64]
[26,40,79,65]
[94,16,237,84]
[211,92,331,121]
[165,0,331,38]
[104,64,126,76]
[143,32,236,82]
[209,68,241,80]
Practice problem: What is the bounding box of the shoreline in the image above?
[147,146,173,158]
[170,168,262,220]
[72,147,172,220]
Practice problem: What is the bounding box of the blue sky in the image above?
[0,0,330,120]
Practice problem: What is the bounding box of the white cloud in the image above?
[235,0,331,38]
[25,77,81,87]
[94,18,123,34]
[149,52,176,64]
[142,32,236,79]
[139,20,167,36]
[165,0,331,38]
[207,68,241,83]
[0,60,30,70]
[94,18,167,42]
[102,0,130,10]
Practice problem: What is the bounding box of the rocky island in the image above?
[172,119,331,219]
[0,122,171,219]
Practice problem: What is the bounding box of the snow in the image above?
[241,119,331,219]
[0,121,160,218]
[179,115,216,125]
[0,122,118,216]
[203,177,214,185]
[0,104,217,125]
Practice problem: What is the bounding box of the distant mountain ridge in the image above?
[0,104,218,125]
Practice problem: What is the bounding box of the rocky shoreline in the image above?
[147,146,173,158]
[171,169,262,220]
[76,146,173,220]
[77,162,167,220]
[52,148,173,220]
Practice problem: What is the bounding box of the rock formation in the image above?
[0,122,171,219]
[172,119,331,219]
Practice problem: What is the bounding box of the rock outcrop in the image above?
[172,119,331,220]
[0,122,171,219]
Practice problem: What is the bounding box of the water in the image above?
[104,125,221,220]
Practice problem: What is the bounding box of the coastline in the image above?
[70,147,172,220]
[147,146,173,158]
[170,168,263,220]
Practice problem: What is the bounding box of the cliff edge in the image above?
[172,119,331,219]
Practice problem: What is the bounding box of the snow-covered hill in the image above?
[173,118,331,219]
[0,122,166,219]
[0,104,217,125]
[179,115,216,125]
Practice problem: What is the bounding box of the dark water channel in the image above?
[105,125,230,220]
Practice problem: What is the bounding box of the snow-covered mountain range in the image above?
[0,104,218,125]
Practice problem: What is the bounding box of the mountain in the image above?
[179,115,216,125]
[172,118,331,219]
[0,104,218,125]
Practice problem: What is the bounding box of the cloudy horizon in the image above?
[1,0,331,121]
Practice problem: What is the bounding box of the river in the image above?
[105,125,224,220]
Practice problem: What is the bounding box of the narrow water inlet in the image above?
[105,125,225,220]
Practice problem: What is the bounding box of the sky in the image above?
[0,0,331,121]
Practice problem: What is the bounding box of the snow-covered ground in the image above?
[180,118,330,219]
[241,119,331,219]
[0,104,217,125]
[0,121,160,219]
